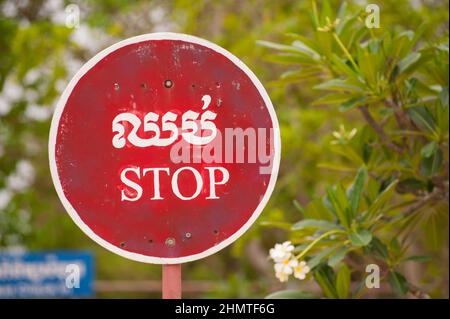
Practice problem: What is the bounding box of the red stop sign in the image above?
[49,33,280,264]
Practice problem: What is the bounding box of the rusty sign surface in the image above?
[49,33,280,264]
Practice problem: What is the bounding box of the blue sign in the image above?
[0,250,94,298]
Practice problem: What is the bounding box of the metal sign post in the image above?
[162,264,182,299]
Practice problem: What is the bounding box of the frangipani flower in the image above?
[270,241,311,282]
[274,258,298,282]
[293,260,310,280]
[331,124,357,145]
[269,241,294,263]
[317,17,341,33]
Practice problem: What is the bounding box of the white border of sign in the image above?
[49,32,281,264]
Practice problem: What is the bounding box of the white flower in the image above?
[55,79,67,93]
[1,0,18,18]
[2,76,23,102]
[63,53,83,77]
[16,160,35,181]
[24,104,52,121]
[149,6,165,24]
[6,160,35,192]
[23,69,42,85]
[71,25,110,53]
[0,189,13,210]
[7,175,27,192]
[293,261,310,280]
[331,125,357,145]
[274,258,298,282]
[149,6,177,32]
[39,0,66,25]
[0,95,11,116]
[269,241,294,263]
[24,89,39,103]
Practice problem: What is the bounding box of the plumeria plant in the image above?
[261,1,448,298]
[269,241,310,282]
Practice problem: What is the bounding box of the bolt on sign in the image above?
[49,33,280,266]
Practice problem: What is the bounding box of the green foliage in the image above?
[265,289,316,299]
[0,0,448,299]
[261,0,448,298]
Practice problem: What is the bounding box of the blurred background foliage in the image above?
[0,0,448,298]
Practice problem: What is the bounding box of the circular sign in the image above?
[49,33,280,264]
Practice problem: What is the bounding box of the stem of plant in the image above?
[359,105,404,153]
[332,32,359,71]
[296,229,345,260]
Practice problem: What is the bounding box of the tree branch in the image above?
[407,282,431,299]
[359,105,403,153]
[401,188,446,218]
[384,99,412,130]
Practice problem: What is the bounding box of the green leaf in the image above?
[328,246,349,267]
[257,40,314,55]
[326,185,350,228]
[310,0,320,29]
[420,141,437,158]
[357,44,377,85]
[336,1,348,19]
[314,264,338,299]
[336,14,358,39]
[364,236,389,259]
[336,183,353,223]
[293,243,310,253]
[307,245,339,269]
[420,148,443,177]
[292,219,338,231]
[366,177,381,205]
[366,180,398,221]
[293,199,304,214]
[259,221,292,229]
[407,106,436,133]
[314,79,365,92]
[401,255,431,263]
[422,204,448,250]
[291,40,321,59]
[285,33,322,54]
[311,93,350,106]
[362,143,372,164]
[389,238,402,255]
[397,178,427,192]
[388,271,409,296]
[265,289,317,299]
[439,86,449,110]
[393,31,415,57]
[304,198,335,221]
[265,53,317,65]
[336,265,351,299]
[398,52,421,74]
[319,0,334,25]
[330,54,359,79]
[279,69,322,83]
[317,162,357,172]
[339,96,366,112]
[347,167,367,217]
[349,228,373,247]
